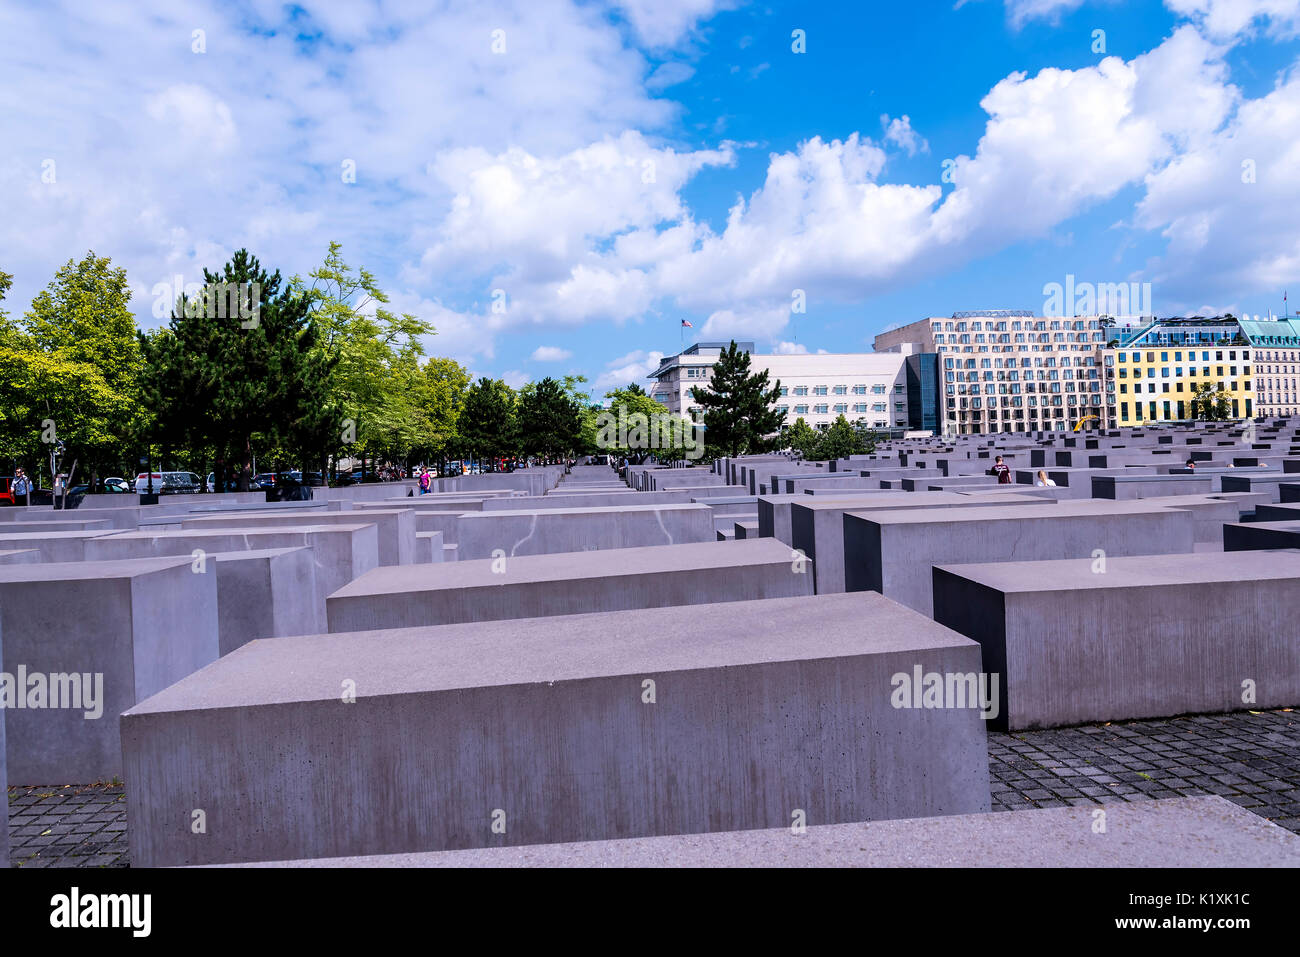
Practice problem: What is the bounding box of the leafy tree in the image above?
[597,387,698,463]
[817,415,867,459]
[781,416,821,458]
[409,356,471,468]
[517,377,582,459]
[140,249,330,490]
[290,242,434,480]
[459,377,518,464]
[1189,381,1231,421]
[690,340,784,457]
[0,253,143,487]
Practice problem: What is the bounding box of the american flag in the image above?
[681,319,692,328]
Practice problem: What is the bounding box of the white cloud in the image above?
[881,114,930,155]
[1165,0,1300,40]
[609,0,738,47]
[530,345,573,361]
[592,348,666,391]
[1003,0,1089,28]
[646,61,695,90]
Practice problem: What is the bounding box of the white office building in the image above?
[648,341,911,431]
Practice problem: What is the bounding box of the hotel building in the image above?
[873,311,1111,435]
[647,342,918,432]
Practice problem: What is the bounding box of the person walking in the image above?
[991,455,1011,484]
[12,467,30,506]
[418,467,431,494]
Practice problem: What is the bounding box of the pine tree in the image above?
[517,377,582,460]
[690,341,784,457]
[139,249,333,490]
[459,377,518,465]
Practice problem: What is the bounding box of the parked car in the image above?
[135,472,201,494]
[103,477,132,493]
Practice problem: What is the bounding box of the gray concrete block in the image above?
[182,509,416,566]
[454,504,714,560]
[211,547,321,655]
[326,539,812,631]
[791,492,1051,595]
[0,557,219,783]
[0,529,118,562]
[0,549,40,565]
[123,592,990,866]
[933,550,1300,728]
[83,524,379,617]
[758,491,900,544]
[220,796,1300,868]
[0,620,6,868]
[416,530,445,563]
[845,502,1197,616]
[1223,520,1300,551]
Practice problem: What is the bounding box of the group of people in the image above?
[990,456,1058,487]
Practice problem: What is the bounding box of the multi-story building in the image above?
[1107,317,1253,425]
[648,342,912,431]
[874,311,1110,434]
[1239,317,1300,417]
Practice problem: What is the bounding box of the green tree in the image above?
[1189,381,1231,421]
[140,249,330,490]
[598,387,698,463]
[817,415,867,459]
[1,253,144,487]
[518,377,582,460]
[690,341,784,457]
[291,242,434,480]
[459,377,518,464]
[411,356,471,468]
[780,416,821,458]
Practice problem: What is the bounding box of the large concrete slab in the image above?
[122,592,990,866]
[933,550,1300,729]
[210,547,320,655]
[844,501,1197,616]
[0,529,118,562]
[1223,520,1300,551]
[0,624,6,867]
[454,504,714,560]
[83,524,379,615]
[327,538,813,631]
[758,491,901,545]
[791,493,1051,594]
[221,796,1300,867]
[0,556,219,783]
[181,509,415,566]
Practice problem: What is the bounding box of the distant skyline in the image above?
[3,0,1300,396]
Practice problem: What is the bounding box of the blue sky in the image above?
[2,0,1299,397]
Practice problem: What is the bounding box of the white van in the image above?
[135,472,201,494]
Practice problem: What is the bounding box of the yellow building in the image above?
[1111,343,1253,425]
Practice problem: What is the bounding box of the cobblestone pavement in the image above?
[6,784,128,868]
[7,708,1298,867]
